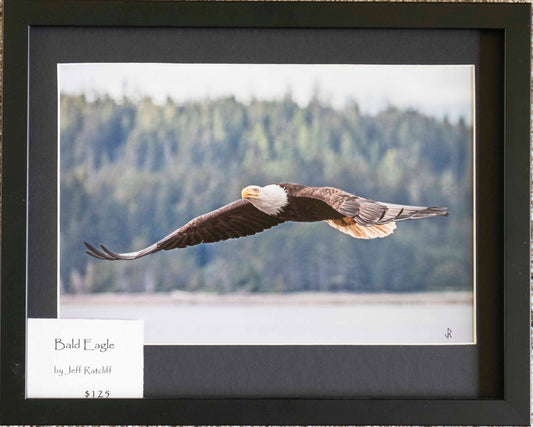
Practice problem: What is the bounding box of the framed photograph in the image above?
[1,0,530,424]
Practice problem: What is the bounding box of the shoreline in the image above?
[61,290,473,305]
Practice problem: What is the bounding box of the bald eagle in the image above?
[84,183,448,261]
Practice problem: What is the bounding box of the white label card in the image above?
[27,319,143,399]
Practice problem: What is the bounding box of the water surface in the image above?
[61,302,474,345]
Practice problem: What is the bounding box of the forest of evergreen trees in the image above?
[60,93,473,294]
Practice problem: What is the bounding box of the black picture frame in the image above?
[1,0,530,424]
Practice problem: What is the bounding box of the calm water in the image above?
[60,303,474,345]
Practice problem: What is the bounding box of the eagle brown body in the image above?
[85,183,448,260]
[276,184,346,222]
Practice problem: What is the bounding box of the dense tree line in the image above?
[60,94,472,294]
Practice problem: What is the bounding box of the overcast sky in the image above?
[59,63,474,123]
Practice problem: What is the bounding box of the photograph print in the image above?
[59,63,474,344]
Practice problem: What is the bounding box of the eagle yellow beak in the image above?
[241,186,260,199]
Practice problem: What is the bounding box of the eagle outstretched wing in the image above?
[85,199,284,260]
[336,197,449,226]
[294,185,448,226]
[292,186,448,240]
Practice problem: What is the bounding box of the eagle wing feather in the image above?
[85,199,284,260]
[337,198,448,226]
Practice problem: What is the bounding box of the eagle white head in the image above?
[241,184,288,216]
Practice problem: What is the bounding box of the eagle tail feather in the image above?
[325,218,397,240]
